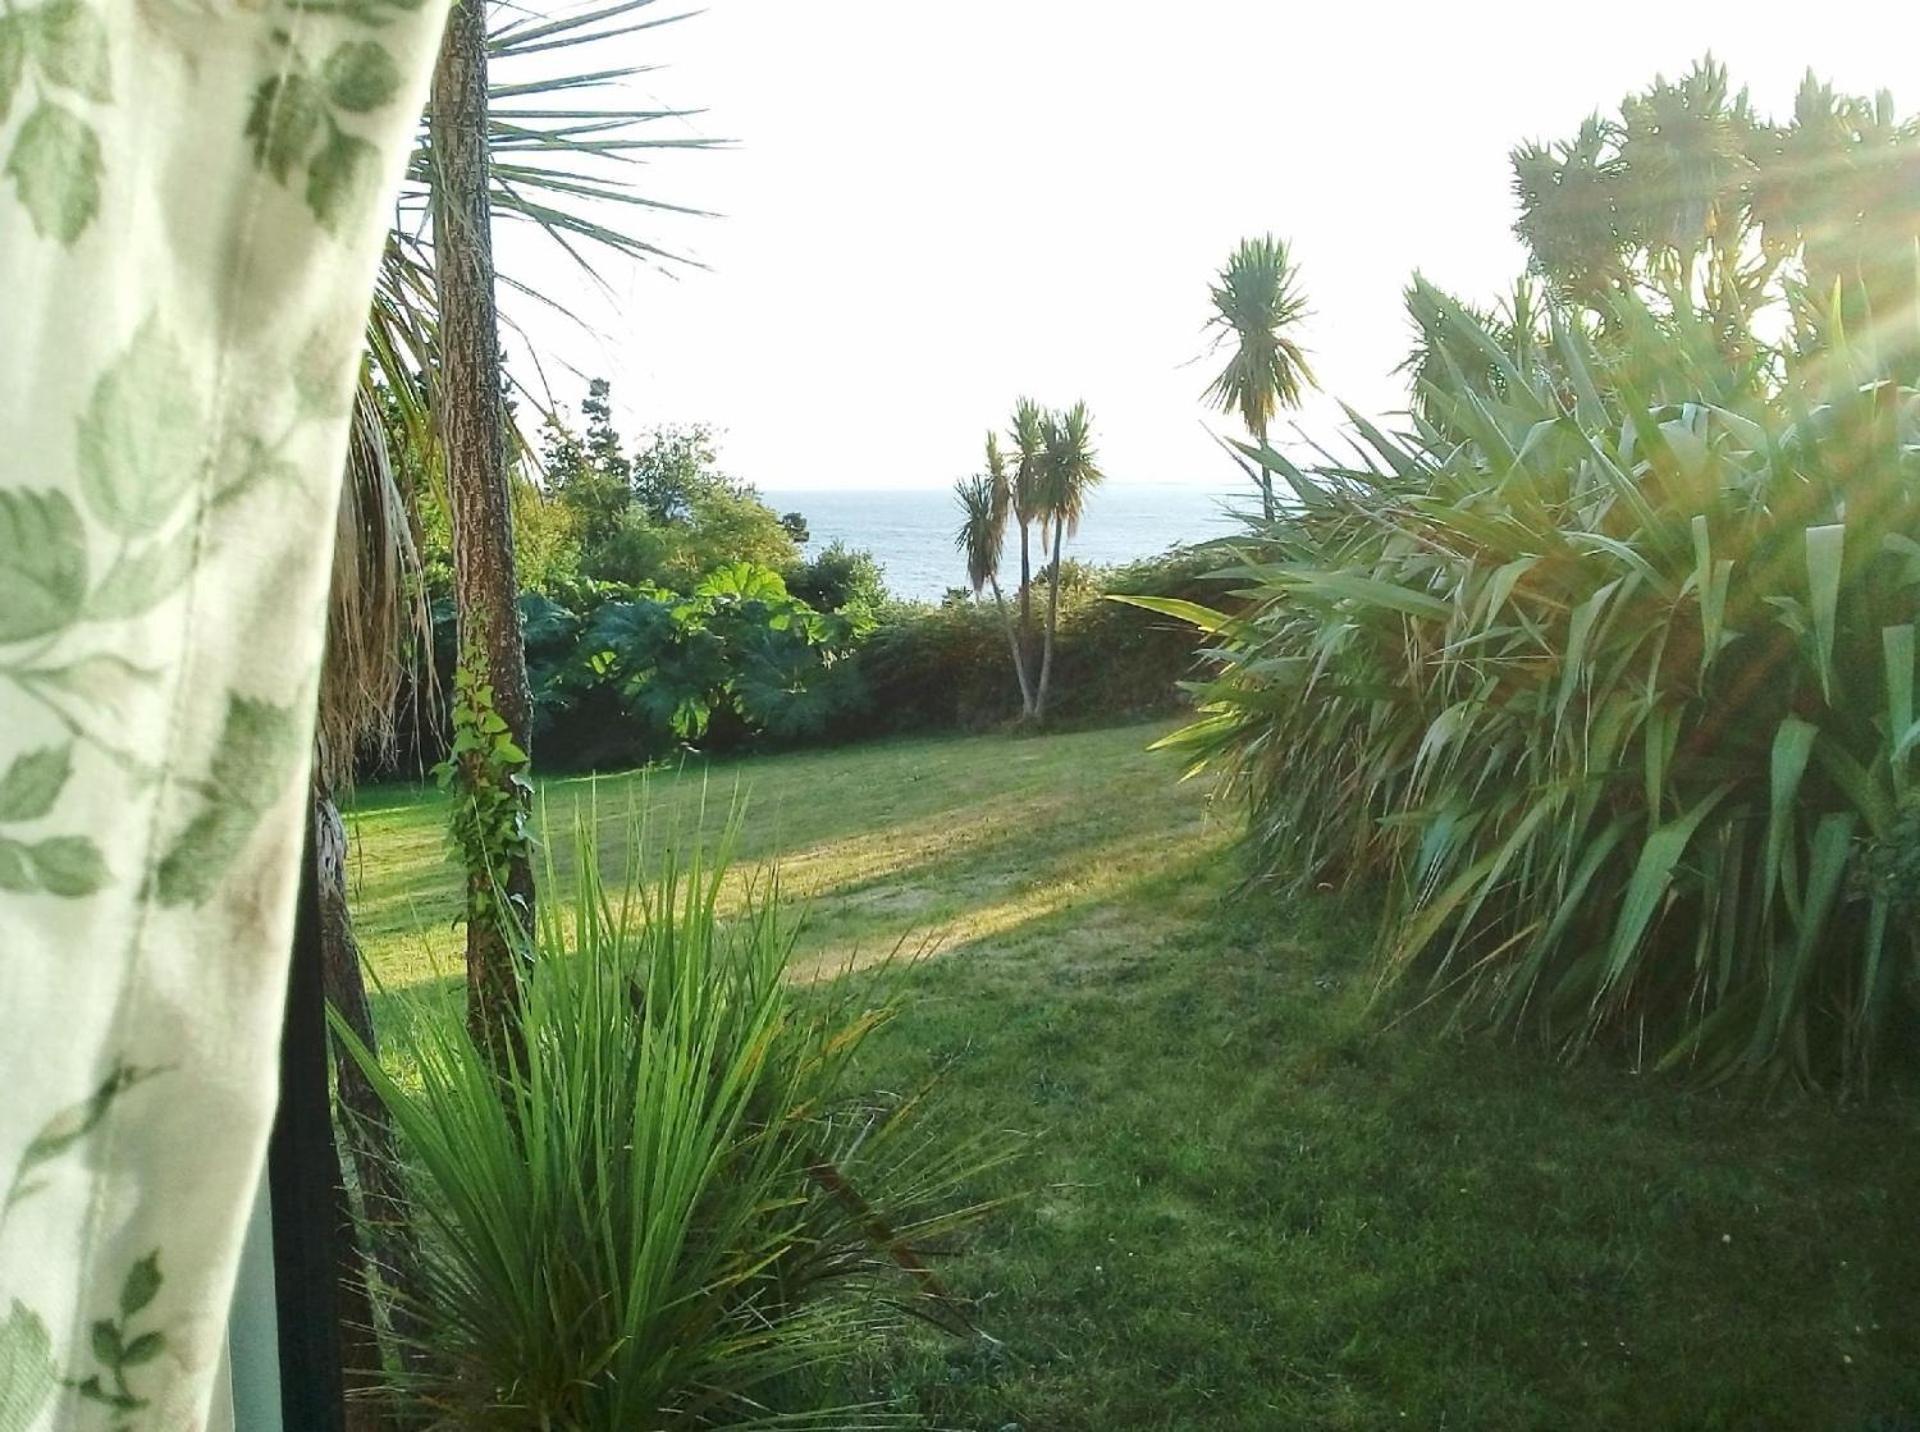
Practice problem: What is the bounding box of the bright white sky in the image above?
[497,0,1920,491]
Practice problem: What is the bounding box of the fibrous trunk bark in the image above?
[430,4,535,1070]
[989,576,1033,716]
[1255,424,1275,522]
[1018,517,1034,687]
[1035,522,1066,721]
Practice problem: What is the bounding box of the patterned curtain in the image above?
[0,0,445,1421]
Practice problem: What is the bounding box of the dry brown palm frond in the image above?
[318,386,433,793]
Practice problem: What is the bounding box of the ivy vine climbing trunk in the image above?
[430,4,535,1071]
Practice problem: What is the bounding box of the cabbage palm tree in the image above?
[430,0,531,1069]
[954,472,1032,717]
[314,0,716,1400]
[1203,235,1315,520]
[983,432,1033,712]
[1034,402,1102,721]
[1009,397,1046,674]
[356,0,718,1065]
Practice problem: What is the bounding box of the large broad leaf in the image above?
[3,99,99,242]
[76,320,203,536]
[0,489,87,642]
[28,0,109,100]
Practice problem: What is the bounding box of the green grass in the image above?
[348,722,1920,1430]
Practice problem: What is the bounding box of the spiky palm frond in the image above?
[984,430,1011,535]
[1512,115,1632,298]
[953,474,1001,597]
[1009,397,1046,526]
[326,0,715,764]
[1037,402,1102,542]
[1616,56,1755,263]
[1202,235,1315,444]
[398,0,723,291]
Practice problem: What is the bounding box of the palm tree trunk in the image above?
[1035,522,1066,721]
[430,5,534,1071]
[312,786,429,1400]
[989,576,1034,716]
[1018,516,1034,682]
[1254,421,1275,522]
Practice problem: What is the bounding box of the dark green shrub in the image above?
[785,541,887,615]
[525,564,870,771]
[850,546,1231,734]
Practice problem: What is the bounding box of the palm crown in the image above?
[1203,234,1315,445]
[953,474,1002,596]
[1039,401,1102,540]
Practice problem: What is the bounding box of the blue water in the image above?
[760,482,1248,602]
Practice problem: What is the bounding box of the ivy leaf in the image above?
[117,1331,164,1366]
[0,1300,56,1432]
[3,100,100,243]
[243,73,323,185]
[0,839,32,892]
[0,746,71,824]
[153,808,248,906]
[86,541,194,620]
[209,432,303,509]
[118,1253,161,1319]
[155,696,300,907]
[76,320,202,537]
[290,329,349,417]
[0,488,87,643]
[88,1319,121,1366]
[27,835,107,895]
[209,697,301,811]
[0,18,24,125]
[320,40,398,112]
[9,1066,149,1208]
[304,126,377,236]
[18,653,160,722]
[28,0,109,102]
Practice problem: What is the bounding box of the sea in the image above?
[760,482,1249,603]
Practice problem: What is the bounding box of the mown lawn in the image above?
[347,722,1920,1431]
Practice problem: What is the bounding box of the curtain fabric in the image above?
[0,0,444,1422]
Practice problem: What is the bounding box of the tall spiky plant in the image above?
[954,471,1032,717]
[1008,398,1046,683]
[1034,402,1102,721]
[1203,235,1315,520]
[1136,283,1920,1092]
[333,817,1004,1426]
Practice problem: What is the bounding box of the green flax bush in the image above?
[1143,284,1920,1090]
